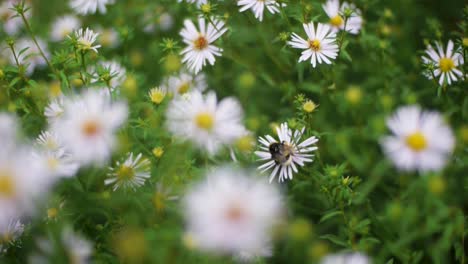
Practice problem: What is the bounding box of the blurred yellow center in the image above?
[303,100,317,113]
[117,165,135,181]
[330,15,344,27]
[149,89,166,104]
[82,120,101,137]
[195,112,214,130]
[309,39,321,51]
[47,157,60,170]
[405,132,427,151]
[0,173,14,197]
[439,58,454,73]
[193,36,208,50]
[177,82,191,94]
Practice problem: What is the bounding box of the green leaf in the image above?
[319,210,343,223]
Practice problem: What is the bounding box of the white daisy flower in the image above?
[321,252,371,264]
[8,38,50,76]
[183,166,284,255]
[288,22,339,68]
[71,27,101,53]
[70,0,115,15]
[0,218,24,253]
[237,0,283,22]
[180,17,228,74]
[177,0,207,6]
[50,15,81,42]
[93,60,126,91]
[166,71,207,96]
[166,90,246,155]
[322,0,363,34]
[51,89,128,167]
[0,138,53,225]
[0,0,30,35]
[104,153,151,191]
[380,105,455,173]
[44,97,65,125]
[421,40,464,86]
[33,132,79,179]
[255,122,318,183]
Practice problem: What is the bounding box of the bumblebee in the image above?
[269,141,294,165]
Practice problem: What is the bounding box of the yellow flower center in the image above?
[309,39,321,51]
[116,165,135,181]
[100,30,114,47]
[439,58,455,73]
[149,89,166,104]
[225,204,244,222]
[152,147,164,158]
[330,15,344,27]
[47,157,60,170]
[193,36,208,50]
[405,132,427,152]
[195,112,214,130]
[0,173,15,198]
[177,82,191,94]
[302,100,317,113]
[81,120,101,138]
[78,39,93,50]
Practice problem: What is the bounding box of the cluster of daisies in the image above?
[0,0,463,262]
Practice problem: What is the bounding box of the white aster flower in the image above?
[0,113,18,141]
[180,17,228,74]
[288,22,339,68]
[62,227,93,264]
[104,153,151,191]
[0,0,30,35]
[183,166,284,256]
[51,89,128,167]
[148,86,167,105]
[0,218,24,253]
[237,0,283,22]
[93,60,127,91]
[321,252,371,264]
[322,0,363,34]
[33,131,79,179]
[8,38,50,76]
[166,71,207,96]
[421,40,464,86]
[166,90,246,155]
[44,96,65,125]
[70,0,115,15]
[255,122,318,183]
[380,105,455,173]
[50,15,81,42]
[177,0,207,6]
[71,27,101,53]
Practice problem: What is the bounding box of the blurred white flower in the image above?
[237,0,282,22]
[255,122,318,183]
[0,113,18,141]
[70,0,115,15]
[50,15,81,42]
[180,17,228,74]
[0,0,30,35]
[288,22,339,68]
[421,40,464,86]
[165,71,207,96]
[322,0,363,34]
[8,38,50,76]
[166,90,246,155]
[177,0,207,6]
[0,218,24,253]
[321,252,371,264]
[44,97,65,125]
[62,227,93,264]
[380,105,455,173]
[105,153,151,191]
[72,27,101,53]
[51,89,128,167]
[183,166,284,256]
[97,27,120,48]
[159,13,174,32]
[33,131,79,179]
